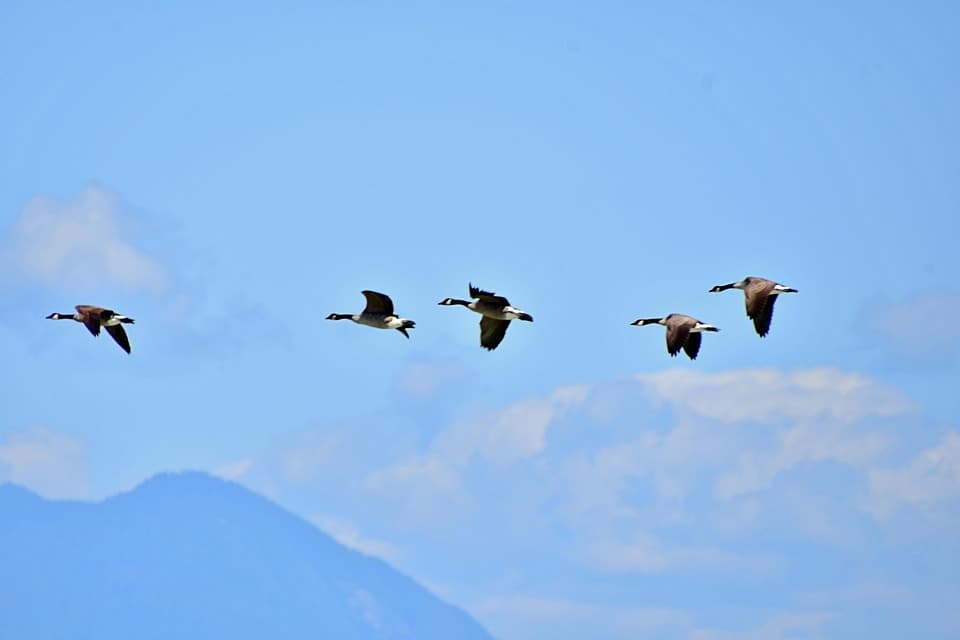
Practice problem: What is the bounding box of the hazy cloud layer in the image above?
[0,426,89,499]
[475,596,693,640]
[869,431,960,517]
[1,187,168,293]
[864,292,960,361]
[475,596,835,640]
[637,368,912,423]
[394,360,468,397]
[309,513,403,563]
[220,367,957,639]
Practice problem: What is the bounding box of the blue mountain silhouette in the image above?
[0,471,492,640]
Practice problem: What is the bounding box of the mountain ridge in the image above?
[0,471,493,640]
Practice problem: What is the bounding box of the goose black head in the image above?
[630,318,662,327]
[709,283,737,293]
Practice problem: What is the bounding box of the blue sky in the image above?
[2,2,959,638]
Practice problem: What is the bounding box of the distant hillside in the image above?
[0,472,493,640]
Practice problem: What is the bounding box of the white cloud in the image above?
[795,580,960,638]
[309,513,403,563]
[586,533,778,574]
[0,426,89,499]
[234,428,366,488]
[213,458,255,481]
[590,368,908,503]
[475,595,692,640]
[637,368,911,424]
[690,611,834,640]
[556,368,907,536]
[220,365,951,640]
[365,385,590,508]
[245,367,921,550]
[365,455,462,501]
[714,421,889,499]
[476,595,831,640]
[581,422,735,505]
[351,366,926,585]
[278,433,344,484]
[868,431,960,517]
[434,384,591,463]
[1,186,168,292]
[795,580,914,609]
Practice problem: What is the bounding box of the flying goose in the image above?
[630,314,718,360]
[438,283,533,351]
[46,305,136,353]
[326,290,416,338]
[709,276,797,337]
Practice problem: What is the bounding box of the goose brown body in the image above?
[630,313,719,360]
[710,276,797,337]
[46,305,135,353]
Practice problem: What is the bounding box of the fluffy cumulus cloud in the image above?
[712,419,890,500]
[430,384,590,464]
[363,384,590,518]
[1,186,168,293]
[0,426,89,499]
[637,368,911,424]
[226,367,959,640]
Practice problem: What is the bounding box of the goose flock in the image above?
[46,276,796,357]
[322,283,534,351]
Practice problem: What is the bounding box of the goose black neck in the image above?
[328,314,353,320]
